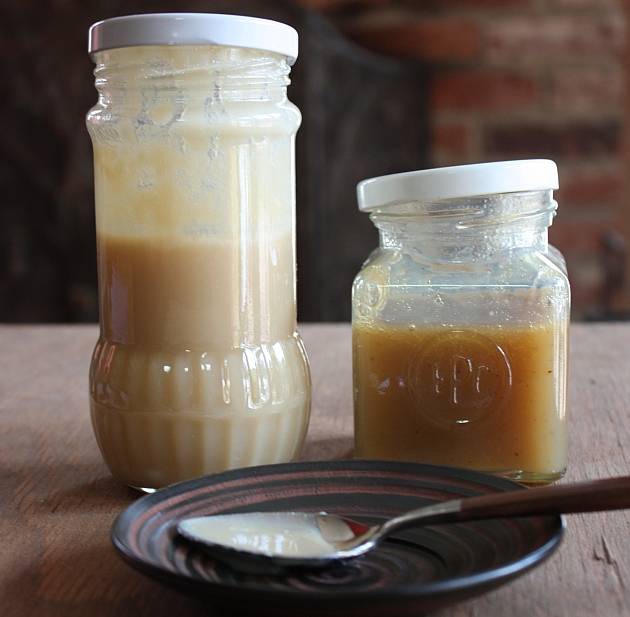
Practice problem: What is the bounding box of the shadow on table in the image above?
[9,461,138,516]
[301,437,354,461]
[43,475,139,514]
[2,541,208,617]
[15,444,360,518]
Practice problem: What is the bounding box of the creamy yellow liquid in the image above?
[96,232,295,347]
[353,322,567,482]
[90,233,310,489]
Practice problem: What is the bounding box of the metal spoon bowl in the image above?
[177,476,630,570]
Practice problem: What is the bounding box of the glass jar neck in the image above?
[371,190,555,262]
[92,45,291,104]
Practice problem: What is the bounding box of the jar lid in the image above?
[88,13,299,64]
[357,160,559,211]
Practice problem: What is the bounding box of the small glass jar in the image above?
[352,161,570,484]
[86,14,310,490]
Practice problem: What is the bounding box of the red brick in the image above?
[346,18,481,61]
[556,166,623,208]
[293,0,389,11]
[485,16,625,65]
[431,122,474,164]
[549,66,624,114]
[544,0,621,11]
[431,71,539,111]
[484,121,621,160]
[403,0,531,7]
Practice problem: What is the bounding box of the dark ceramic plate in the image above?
[112,460,563,616]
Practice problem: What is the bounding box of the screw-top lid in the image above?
[357,160,559,211]
[88,13,299,64]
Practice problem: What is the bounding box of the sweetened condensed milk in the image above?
[90,233,310,489]
[86,38,309,489]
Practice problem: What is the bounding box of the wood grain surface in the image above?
[1,323,629,616]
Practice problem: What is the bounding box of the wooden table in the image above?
[1,323,630,616]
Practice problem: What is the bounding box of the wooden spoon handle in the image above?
[457,475,630,521]
[382,476,630,535]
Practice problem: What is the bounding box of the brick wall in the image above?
[296,0,629,318]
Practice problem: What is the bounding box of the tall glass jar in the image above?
[352,161,570,484]
[86,14,310,490]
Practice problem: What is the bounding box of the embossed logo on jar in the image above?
[407,330,512,427]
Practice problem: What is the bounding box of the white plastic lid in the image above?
[88,13,299,64]
[357,160,559,211]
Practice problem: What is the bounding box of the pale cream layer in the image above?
[91,337,310,488]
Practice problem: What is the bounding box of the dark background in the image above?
[1,0,629,322]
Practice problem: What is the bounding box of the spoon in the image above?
[177,475,630,569]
